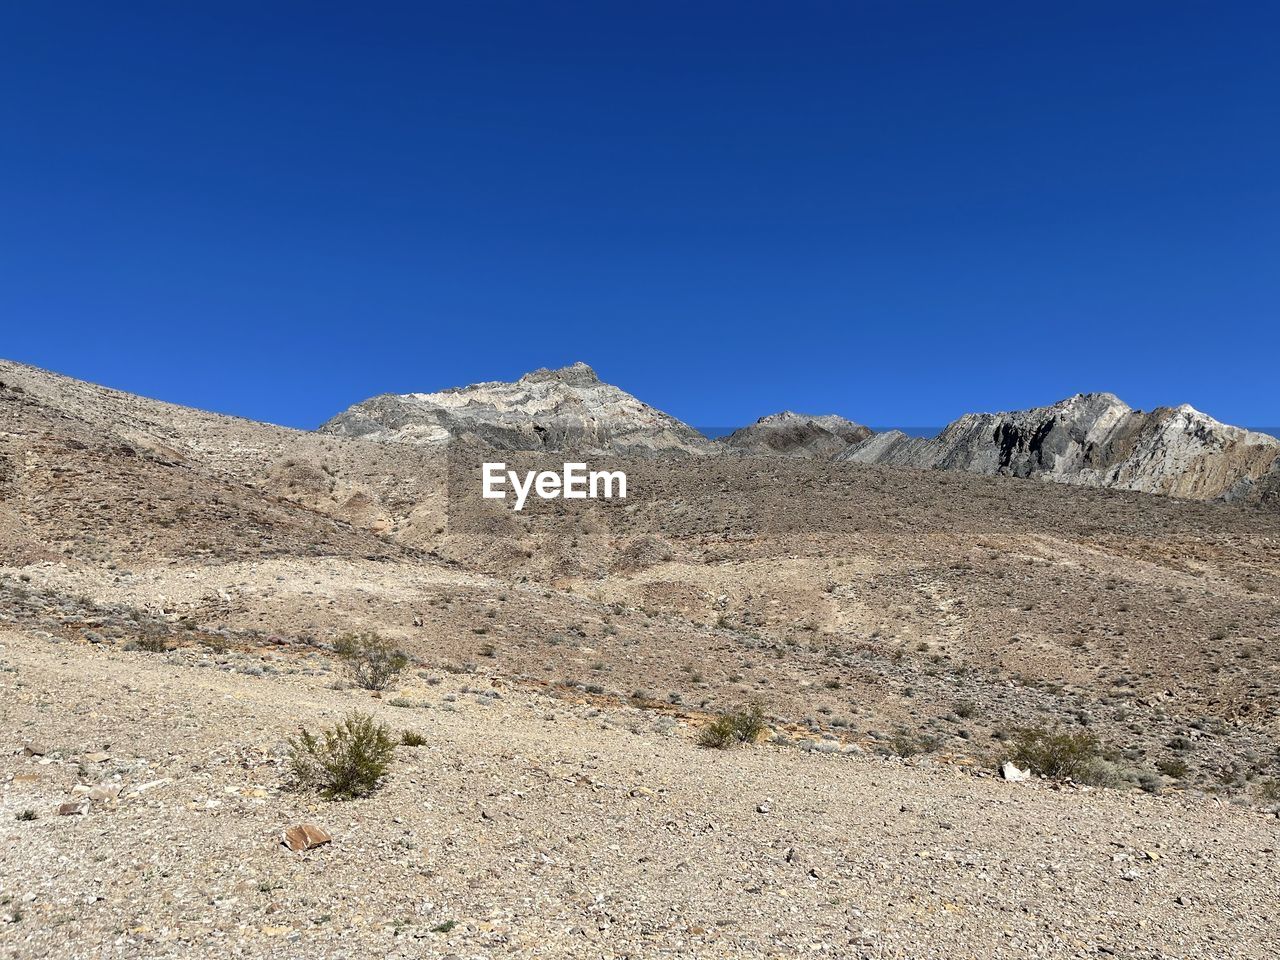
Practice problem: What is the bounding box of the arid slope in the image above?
[2,359,1278,958]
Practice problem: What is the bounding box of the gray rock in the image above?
[720,411,872,460]
[841,393,1280,502]
[320,362,710,456]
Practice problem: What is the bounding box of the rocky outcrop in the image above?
[320,362,711,456]
[840,393,1280,501]
[721,412,872,460]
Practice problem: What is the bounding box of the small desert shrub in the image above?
[197,632,232,654]
[954,700,976,720]
[16,810,36,822]
[288,711,395,799]
[1135,769,1163,794]
[698,700,768,749]
[1257,779,1280,803]
[333,632,408,691]
[1007,727,1113,785]
[889,731,943,758]
[399,730,428,747]
[1156,757,1190,779]
[135,629,171,654]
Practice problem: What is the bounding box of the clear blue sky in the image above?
[2,2,1277,430]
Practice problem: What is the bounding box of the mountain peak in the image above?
[320,361,707,455]
[519,361,600,387]
[724,410,872,460]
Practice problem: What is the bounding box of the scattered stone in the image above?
[281,823,333,852]
[1001,762,1031,782]
[57,800,90,816]
[88,784,121,803]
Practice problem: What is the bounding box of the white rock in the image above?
[1001,762,1031,782]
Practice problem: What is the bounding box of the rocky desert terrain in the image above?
[2,358,1278,959]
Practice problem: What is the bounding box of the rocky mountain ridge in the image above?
[6,357,1276,505]
[322,362,1278,504]
[841,392,1280,503]
[320,361,710,456]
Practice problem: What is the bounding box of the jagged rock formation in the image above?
[841,393,1280,501]
[9,356,1274,505]
[320,362,711,456]
[721,412,873,460]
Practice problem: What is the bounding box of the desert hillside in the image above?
[2,358,1278,958]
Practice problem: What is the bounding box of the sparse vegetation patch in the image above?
[333,632,409,691]
[698,700,768,749]
[288,711,395,799]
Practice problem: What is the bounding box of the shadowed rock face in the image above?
[721,412,873,460]
[841,393,1280,501]
[319,362,711,456]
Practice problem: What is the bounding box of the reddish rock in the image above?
[57,800,89,816]
[281,823,332,852]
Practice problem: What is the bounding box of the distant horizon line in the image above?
[3,356,1278,442]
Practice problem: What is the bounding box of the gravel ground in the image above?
[2,630,1277,959]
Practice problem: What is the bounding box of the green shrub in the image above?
[333,632,409,691]
[698,700,768,749]
[1007,727,1114,785]
[288,711,395,799]
[400,730,428,747]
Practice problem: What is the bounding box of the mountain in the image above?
[841,392,1280,502]
[320,361,711,456]
[721,411,873,460]
[322,365,1279,503]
